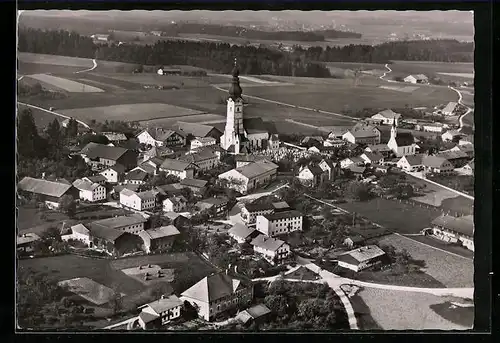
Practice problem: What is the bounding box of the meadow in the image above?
[27,74,104,93]
[18,52,94,68]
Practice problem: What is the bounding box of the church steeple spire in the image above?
[228,57,242,100]
[391,118,397,139]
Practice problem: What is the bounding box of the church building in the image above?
[387,119,418,157]
[220,59,278,154]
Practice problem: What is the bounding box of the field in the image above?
[140,114,225,128]
[337,198,442,234]
[27,74,104,93]
[58,103,204,122]
[412,189,462,207]
[356,288,472,330]
[18,52,94,68]
[438,72,474,79]
[58,277,119,305]
[18,61,86,76]
[122,265,175,285]
[374,234,473,287]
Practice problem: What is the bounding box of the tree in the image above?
[17,109,46,158]
[109,292,123,315]
[45,118,61,146]
[58,195,76,217]
[264,294,288,317]
[65,118,79,138]
[345,181,372,201]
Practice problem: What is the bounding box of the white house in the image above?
[340,156,364,169]
[318,159,339,181]
[342,130,380,145]
[218,160,278,195]
[429,215,474,251]
[120,189,156,211]
[180,272,254,322]
[422,123,445,133]
[297,164,326,187]
[179,149,219,172]
[138,295,183,330]
[337,245,386,272]
[163,196,187,213]
[228,223,259,244]
[370,109,401,126]
[457,160,474,175]
[441,130,463,142]
[422,156,454,174]
[387,120,417,157]
[100,164,126,184]
[61,224,92,246]
[396,154,425,172]
[72,179,107,202]
[190,137,216,151]
[256,210,303,237]
[241,203,275,226]
[360,152,384,165]
[136,128,186,148]
[403,74,428,84]
[250,235,290,265]
[268,134,280,151]
[159,158,196,180]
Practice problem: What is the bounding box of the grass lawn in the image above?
[357,287,471,330]
[429,301,474,327]
[58,103,203,122]
[286,266,320,281]
[337,198,442,234]
[374,234,473,287]
[347,268,445,288]
[17,206,69,231]
[348,292,383,330]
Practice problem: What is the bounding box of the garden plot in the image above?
[58,277,123,306]
[59,103,204,122]
[122,264,175,285]
[27,74,104,93]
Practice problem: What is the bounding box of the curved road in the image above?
[379,63,394,82]
[449,86,473,132]
[75,59,98,74]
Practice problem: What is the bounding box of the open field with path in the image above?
[27,74,104,93]
[356,287,472,330]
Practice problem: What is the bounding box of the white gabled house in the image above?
[360,152,384,165]
[120,189,156,211]
[159,158,197,180]
[396,154,425,172]
[137,295,183,330]
[162,196,187,213]
[370,109,401,126]
[250,235,290,265]
[100,164,126,184]
[72,179,106,202]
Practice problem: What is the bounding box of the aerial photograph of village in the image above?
[16,10,475,331]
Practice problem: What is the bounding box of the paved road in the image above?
[379,64,395,82]
[212,85,358,122]
[17,101,91,128]
[449,86,473,132]
[75,58,97,74]
[103,316,138,330]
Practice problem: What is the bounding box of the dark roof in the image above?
[106,164,126,173]
[401,154,425,166]
[181,272,251,303]
[263,210,302,221]
[138,311,159,324]
[347,164,366,173]
[84,175,107,183]
[140,225,180,240]
[88,223,125,242]
[228,224,257,240]
[246,304,271,319]
[160,158,194,172]
[116,138,141,151]
[436,150,468,160]
[197,197,228,208]
[272,201,290,210]
[244,203,274,212]
[422,155,450,168]
[174,121,220,138]
[349,130,379,139]
[235,154,269,163]
[394,132,415,147]
[142,295,182,315]
[179,149,217,163]
[362,152,384,162]
[243,117,269,134]
[229,160,279,179]
[92,214,147,230]
[306,164,325,176]
[113,184,140,193]
[431,215,474,237]
[250,235,286,252]
[81,143,129,161]
[125,169,149,181]
[180,178,208,189]
[18,177,74,198]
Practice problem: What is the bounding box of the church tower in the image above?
[390,118,397,140]
[221,58,246,153]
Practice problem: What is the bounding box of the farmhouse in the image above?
[138,225,180,254]
[179,149,219,172]
[297,164,327,187]
[91,213,147,234]
[337,245,386,272]
[218,160,278,195]
[344,235,365,249]
[138,295,183,330]
[370,109,402,126]
[134,157,165,176]
[17,233,41,253]
[441,102,458,116]
[241,203,274,226]
[327,126,352,140]
[346,164,367,177]
[179,178,208,195]
[143,146,174,162]
[435,150,469,168]
[17,177,79,209]
[422,156,454,174]
[396,154,425,172]
[228,223,260,244]
[174,121,223,143]
[196,197,229,217]
[256,210,303,237]
[340,156,364,169]
[61,223,92,246]
[387,120,417,157]
[72,179,107,202]
[364,144,392,158]
[403,74,429,84]
[360,152,384,165]
[101,132,127,143]
[100,164,126,184]
[136,128,186,148]
[235,154,269,168]
[180,271,254,322]
[250,235,290,265]
[86,224,141,256]
[342,129,380,145]
[441,130,463,142]
[422,123,445,133]
[79,143,138,170]
[120,189,156,211]
[428,215,474,251]
[318,159,340,181]
[124,169,150,185]
[236,304,272,326]
[190,137,217,151]
[163,212,189,228]
[159,158,196,180]
[163,196,187,213]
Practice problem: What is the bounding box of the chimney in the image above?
[160,294,165,299]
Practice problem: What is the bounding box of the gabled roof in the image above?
[181,272,251,303]
[87,223,125,242]
[160,158,195,172]
[228,224,257,240]
[394,132,415,147]
[245,304,271,319]
[250,235,287,252]
[139,128,183,142]
[18,177,74,198]
[72,179,102,192]
[83,175,107,183]
[362,152,384,162]
[197,196,228,208]
[319,159,335,169]
[263,210,302,221]
[373,109,401,120]
[144,146,174,158]
[192,137,216,144]
[400,154,425,166]
[436,150,468,160]
[442,102,458,113]
[406,74,428,80]
[244,202,274,212]
[104,164,126,174]
[142,295,182,316]
[347,164,366,174]
[91,214,147,230]
[229,160,279,180]
[454,144,474,154]
[442,129,462,137]
[243,117,269,134]
[303,164,324,176]
[141,225,180,240]
[113,183,140,193]
[179,178,208,189]
[125,169,149,181]
[143,156,165,167]
[466,160,474,170]
[17,233,41,245]
[422,155,451,168]
[174,121,220,138]
[80,143,129,161]
[346,129,379,139]
[272,201,290,210]
[164,195,187,205]
[338,245,386,265]
[136,190,156,200]
[431,214,473,237]
[179,149,217,163]
[366,144,392,152]
[342,156,364,164]
[101,132,127,142]
[70,223,90,235]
